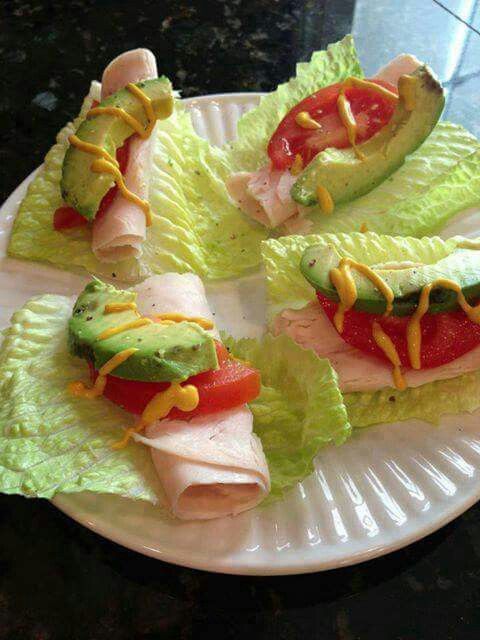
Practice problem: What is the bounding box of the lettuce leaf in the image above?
[0,296,350,502]
[306,123,480,236]
[0,295,161,501]
[226,35,362,172]
[344,370,480,427]
[223,333,351,497]
[262,232,480,427]
[144,107,267,278]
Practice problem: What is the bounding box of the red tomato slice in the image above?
[318,293,480,370]
[53,206,88,231]
[90,342,261,419]
[53,137,131,230]
[268,79,398,170]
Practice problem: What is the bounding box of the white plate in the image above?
[2,93,480,576]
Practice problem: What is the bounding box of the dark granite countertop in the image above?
[2,0,480,638]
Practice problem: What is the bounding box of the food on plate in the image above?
[226,37,480,239]
[8,49,267,283]
[227,57,443,226]
[262,232,480,426]
[68,273,269,520]
[9,37,480,280]
[0,274,350,519]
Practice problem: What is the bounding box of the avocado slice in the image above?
[69,279,218,382]
[301,243,480,316]
[61,77,173,220]
[291,66,444,207]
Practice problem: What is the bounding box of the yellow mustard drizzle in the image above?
[406,278,480,369]
[295,111,322,130]
[67,134,120,165]
[337,89,365,161]
[87,106,151,139]
[397,74,416,111]
[112,381,199,449]
[329,257,394,333]
[372,321,406,390]
[87,82,157,139]
[316,184,334,215]
[97,317,153,341]
[344,77,399,101]
[290,153,304,176]
[104,302,139,315]
[336,77,398,161]
[68,347,138,399]
[153,312,214,330]
[125,82,157,136]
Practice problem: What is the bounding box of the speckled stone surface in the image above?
[2,1,480,638]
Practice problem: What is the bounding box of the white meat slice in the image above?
[274,303,480,393]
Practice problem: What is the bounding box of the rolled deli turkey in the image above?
[91,49,158,262]
[133,274,270,520]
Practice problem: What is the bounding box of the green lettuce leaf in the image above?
[262,232,480,427]
[223,333,351,497]
[0,295,161,500]
[8,98,267,282]
[0,296,350,502]
[306,122,480,236]
[225,35,362,172]
[345,370,480,427]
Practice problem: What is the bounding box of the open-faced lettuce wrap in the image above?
[0,293,350,504]
[262,232,480,427]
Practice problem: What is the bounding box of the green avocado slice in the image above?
[69,279,218,382]
[291,66,444,207]
[61,77,173,221]
[300,243,480,316]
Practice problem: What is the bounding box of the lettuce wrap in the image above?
[0,294,350,502]
[262,232,480,427]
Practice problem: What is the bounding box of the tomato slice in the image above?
[53,137,131,230]
[318,293,480,370]
[90,342,261,419]
[53,206,88,231]
[268,79,398,170]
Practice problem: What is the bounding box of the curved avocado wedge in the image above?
[61,77,173,220]
[291,66,444,207]
[69,279,218,382]
[301,243,480,316]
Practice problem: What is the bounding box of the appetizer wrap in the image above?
[263,232,480,427]
[9,37,480,281]
[225,40,480,238]
[0,274,350,519]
